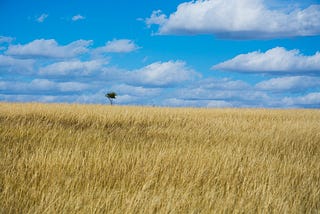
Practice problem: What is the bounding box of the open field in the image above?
[0,102,320,213]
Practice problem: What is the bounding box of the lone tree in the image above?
[105,92,117,105]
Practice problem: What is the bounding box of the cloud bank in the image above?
[1,37,319,108]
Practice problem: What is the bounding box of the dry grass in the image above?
[0,102,320,213]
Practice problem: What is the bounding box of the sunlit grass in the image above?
[0,102,319,213]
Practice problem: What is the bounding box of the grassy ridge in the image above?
[0,102,320,213]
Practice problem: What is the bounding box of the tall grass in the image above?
[0,102,319,213]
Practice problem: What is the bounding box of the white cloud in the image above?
[6,39,92,58]
[212,47,320,73]
[197,78,250,90]
[100,66,126,81]
[146,0,320,39]
[72,14,85,21]
[173,77,256,100]
[282,92,320,107]
[169,77,277,107]
[58,82,89,92]
[40,59,107,76]
[0,55,34,73]
[0,36,13,44]
[111,84,162,97]
[176,87,269,102]
[0,94,81,103]
[127,60,200,87]
[36,13,48,23]
[146,10,167,27]
[30,79,56,91]
[115,95,140,105]
[163,98,233,108]
[207,100,233,108]
[0,79,90,94]
[256,76,320,92]
[95,39,140,53]
[164,98,204,107]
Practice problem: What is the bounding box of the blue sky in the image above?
[1,0,320,108]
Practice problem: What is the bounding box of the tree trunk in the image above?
[108,98,113,105]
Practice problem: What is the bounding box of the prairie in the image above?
[0,102,319,213]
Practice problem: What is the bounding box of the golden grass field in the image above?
[0,102,320,213]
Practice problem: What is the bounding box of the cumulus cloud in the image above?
[95,39,140,53]
[212,47,320,73]
[196,78,250,90]
[40,59,107,76]
[282,92,320,107]
[176,87,269,102]
[115,95,141,105]
[256,76,320,92]
[146,0,320,39]
[174,77,252,98]
[207,100,233,108]
[127,61,200,87]
[0,79,90,94]
[0,36,13,44]
[0,94,82,103]
[164,98,204,107]
[6,39,92,58]
[167,77,277,107]
[163,98,233,108]
[72,14,85,21]
[58,82,90,92]
[145,10,167,27]
[111,84,162,97]
[0,55,35,73]
[36,13,48,23]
